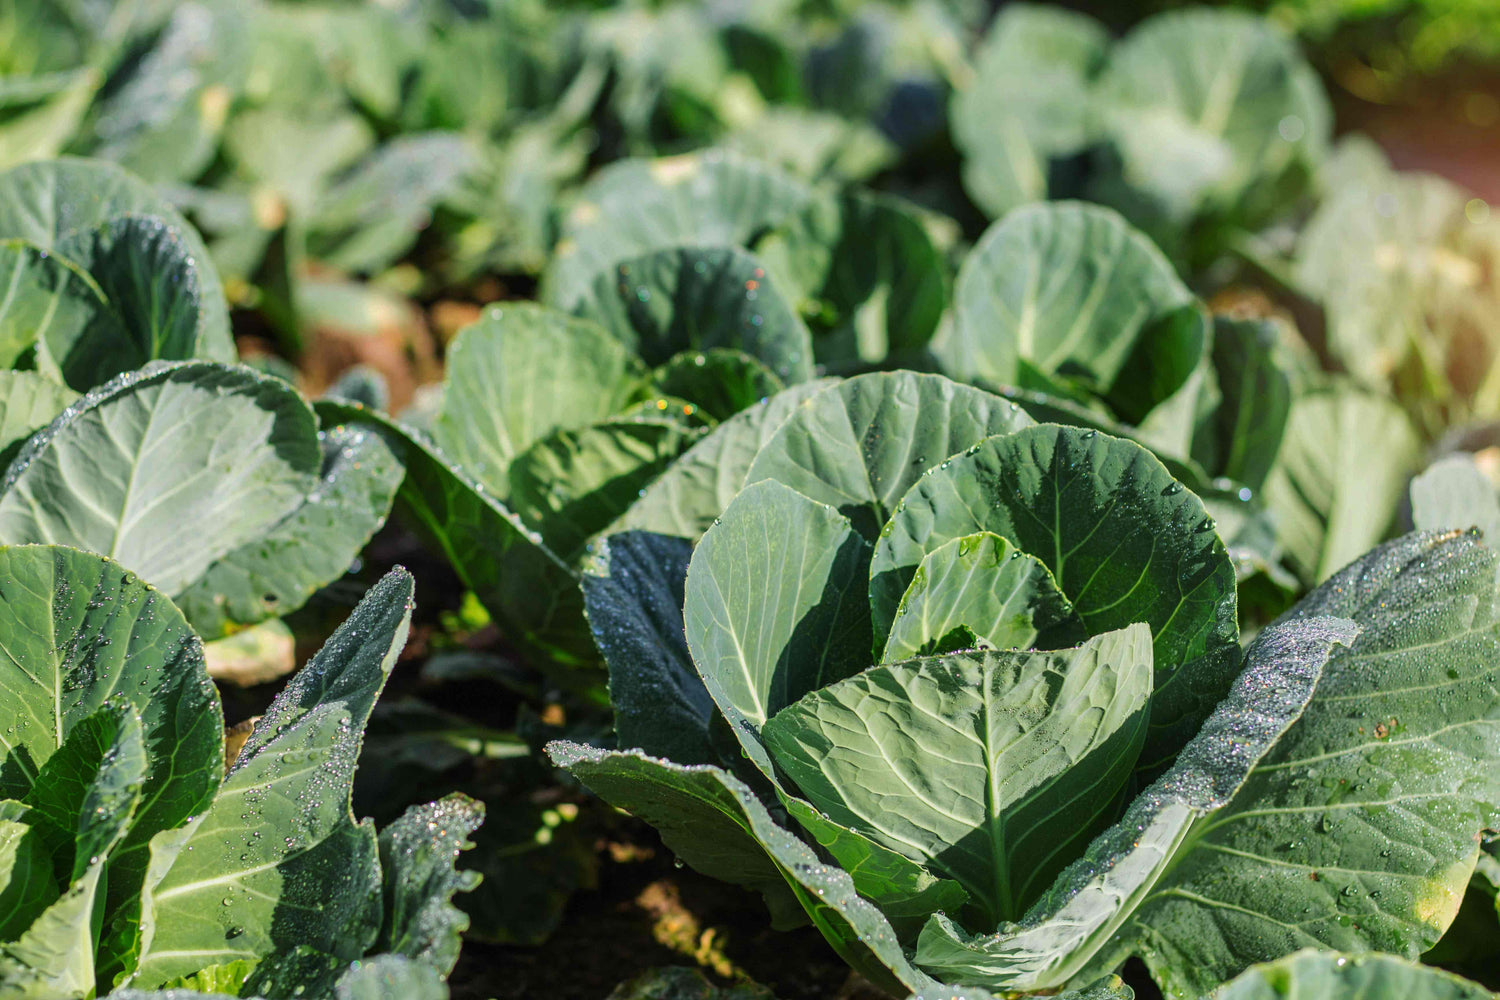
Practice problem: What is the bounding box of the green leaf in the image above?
[774,796,970,942]
[375,794,483,976]
[582,531,714,764]
[0,158,232,368]
[1262,381,1422,583]
[683,480,872,775]
[234,947,450,1000]
[307,133,478,274]
[157,959,254,993]
[0,372,76,468]
[758,192,948,368]
[882,532,1078,663]
[0,804,56,941]
[1090,531,1500,996]
[904,975,1132,1000]
[0,241,116,372]
[333,954,448,1000]
[316,400,590,667]
[22,704,146,885]
[544,151,819,313]
[1411,455,1500,542]
[132,568,415,988]
[951,4,1108,217]
[0,862,108,998]
[547,742,939,996]
[1091,9,1330,234]
[745,372,1035,540]
[1294,149,1471,394]
[1,705,147,998]
[432,304,638,496]
[0,545,222,984]
[44,215,219,391]
[172,422,403,639]
[1197,317,1293,491]
[0,363,372,634]
[764,626,1151,926]
[573,246,814,382]
[941,202,1196,392]
[85,3,253,184]
[608,379,835,544]
[506,418,704,563]
[0,70,97,172]
[1213,950,1494,1000]
[873,425,1240,764]
[913,615,1357,991]
[643,349,786,422]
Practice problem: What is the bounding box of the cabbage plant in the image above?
[952,6,1330,266]
[548,373,1500,997]
[0,548,479,999]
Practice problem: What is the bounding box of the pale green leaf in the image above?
[764,626,1152,926]
[573,246,814,382]
[913,616,1357,992]
[1262,382,1422,583]
[1212,950,1493,1000]
[683,480,871,774]
[882,532,1078,663]
[432,304,637,495]
[744,371,1034,540]
[942,202,1195,392]
[506,418,704,562]
[951,4,1107,217]
[0,372,77,467]
[0,363,324,601]
[607,378,835,544]
[1090,531,1500,996]
[316,400,590,667]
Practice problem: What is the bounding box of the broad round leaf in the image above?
[683,480,872,775]
[745,372,1035,540]
[506,417,704,563]
[1072,531,1500,996]
[644,348,786,422]
[544,150,818,313]
[882,532,1078,663]
[763,625,1152,926]
[951,4,1108,217]
[433,303,638,496]
[0,363,317,596]
[608,378,836,544]
[573,245,814,382]
[913,614,1357,990]
[318,399,592,668]
[1213,950,1493,1000]
[1091,9,1330,229]
[943,202,1195,391]
[1262,381,1422,584]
